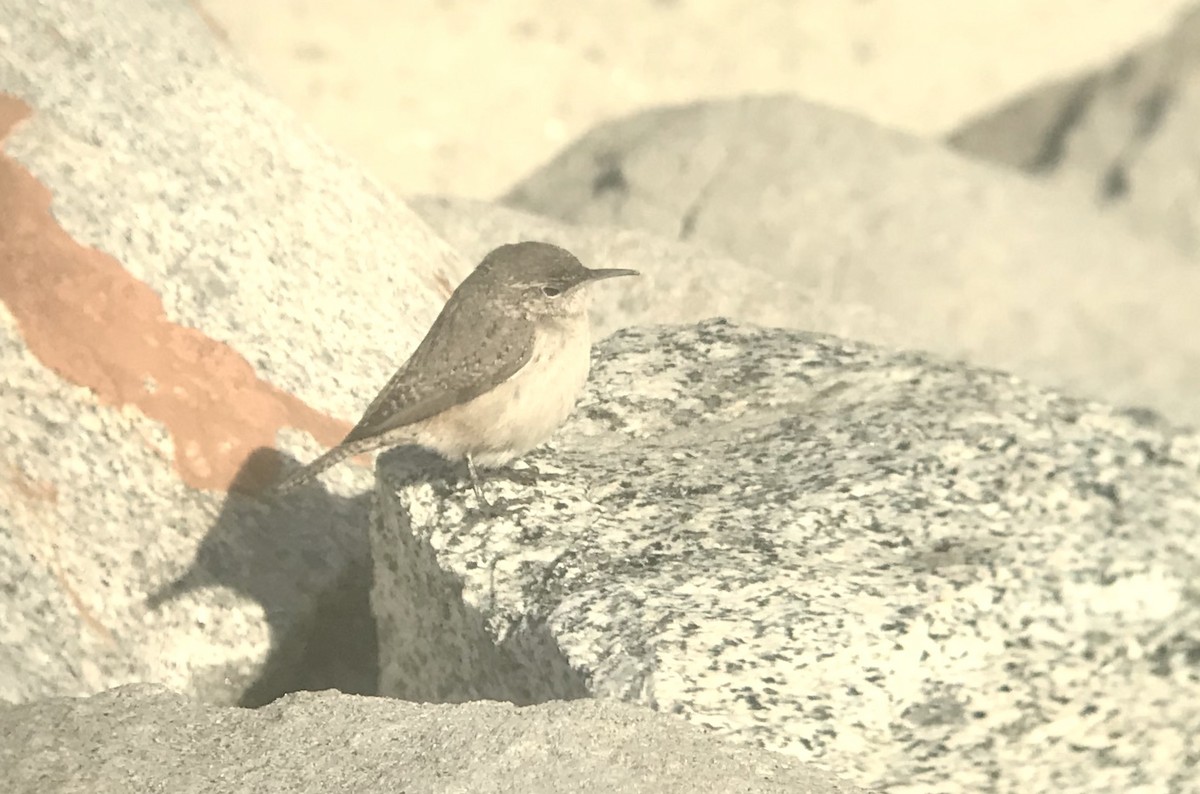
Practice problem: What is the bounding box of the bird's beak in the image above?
[583,267,639,282]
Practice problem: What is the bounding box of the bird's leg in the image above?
[465,454,490,505]
[464,455,533,517]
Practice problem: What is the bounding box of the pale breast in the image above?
[413,316,592,466]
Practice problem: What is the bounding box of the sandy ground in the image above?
[196,0,1196,198]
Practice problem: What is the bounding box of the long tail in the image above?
[273,439,376,493]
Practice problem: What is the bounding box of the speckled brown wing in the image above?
[339,296,536,446]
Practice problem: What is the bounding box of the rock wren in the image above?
[275,241,638,501]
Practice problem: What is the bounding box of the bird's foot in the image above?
[465,455,544,488]
[467,493,537,521]
[462,456,541,517]
[493,463,543,487]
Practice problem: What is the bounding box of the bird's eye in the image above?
[541,286,561,297]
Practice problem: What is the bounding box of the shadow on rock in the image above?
[148,445,588,709]
[146,447,379,707]
[372,446,592,706]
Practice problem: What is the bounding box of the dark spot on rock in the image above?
[1135,85,1172,138]
[680,205,698,239]
[1111,54,1136,84]
[1118,405,1164,428]
[1091,482,1120,505]
[1030,80,1099,172]
[592,162,628,196]
[1100,162,1129,200]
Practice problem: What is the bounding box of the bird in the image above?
[274,241,638,504]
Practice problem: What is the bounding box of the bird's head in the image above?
[475,241,638,320]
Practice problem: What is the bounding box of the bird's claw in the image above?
[496,464,542,487]
[468,494,534,520]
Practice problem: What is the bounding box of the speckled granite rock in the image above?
[0,0,468,705]
[950,4,1200,261]
[503,95,1200,428]
[408,194,894,342]
[0,684,870,794]
[372,319,1200,793]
